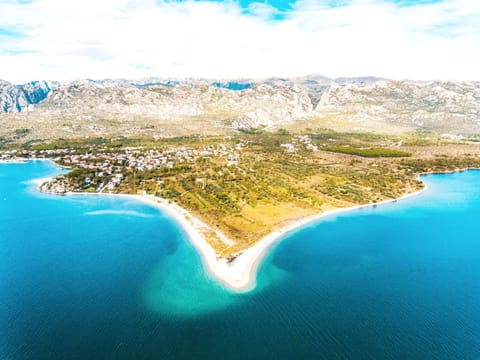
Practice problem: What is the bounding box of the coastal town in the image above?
[0,141,248,193]
[0,135,321,194]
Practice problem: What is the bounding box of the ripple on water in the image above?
[85,209,154,218]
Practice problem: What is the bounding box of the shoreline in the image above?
[32,172,428,292]
[0,159,28,164]
[24,159,476,292]
[39,187,428,292]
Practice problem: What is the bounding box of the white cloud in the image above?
[0,0,478,83]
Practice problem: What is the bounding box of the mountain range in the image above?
[1,75,479,139]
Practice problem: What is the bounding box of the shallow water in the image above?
[1,161,480,359]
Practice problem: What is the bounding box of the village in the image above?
[0,141,248,193]
[0,135,319,193]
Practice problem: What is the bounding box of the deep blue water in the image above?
[1,161,480,359]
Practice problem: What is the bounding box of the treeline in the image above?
[400,157,480,173]
[321,146,411,158]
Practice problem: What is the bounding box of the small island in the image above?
[3,130,480,290]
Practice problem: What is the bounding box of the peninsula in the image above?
[4,131,480,290]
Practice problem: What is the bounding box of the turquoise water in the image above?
[1,161,480,359]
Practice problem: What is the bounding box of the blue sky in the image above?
[179,0,445,11]
[168,0,447,18]
[0,0,478,82]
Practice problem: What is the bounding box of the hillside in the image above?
[1,75,479,145]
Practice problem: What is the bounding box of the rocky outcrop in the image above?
[0,80,50,112]
[39,176,72,194]
[26,79,315,129]
[314,79,480,134]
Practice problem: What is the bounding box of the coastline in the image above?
[45,187,428,292]
[25,159,479,292]
[30,158,429,291]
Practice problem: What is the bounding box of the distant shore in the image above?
[0,159,28,164]
[27,157,429,291]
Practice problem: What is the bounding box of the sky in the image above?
[0,0,479,83]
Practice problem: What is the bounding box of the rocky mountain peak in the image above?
[0,80,51,112]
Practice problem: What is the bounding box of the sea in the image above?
[1,160,480,359]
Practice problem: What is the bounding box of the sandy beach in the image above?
[119,187,428,291]
[34,173,428,292]
[161,186,428,292]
